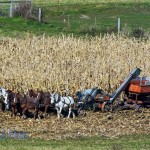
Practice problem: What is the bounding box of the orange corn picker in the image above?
[121,76,150,112]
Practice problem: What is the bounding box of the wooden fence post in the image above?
[118,18,120,33]
[68,15,70,28]
[30,0,33,14]
[38,8,42,22]
[10,0,13,17]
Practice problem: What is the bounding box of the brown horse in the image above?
[22,89,40,119]
[38,91,52,118]
[7,89,40,119]
[7,90,21,117]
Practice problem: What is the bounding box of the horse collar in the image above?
[62,97,71,105]
[54,94,60,104]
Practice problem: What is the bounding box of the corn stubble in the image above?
[0,110,150,139]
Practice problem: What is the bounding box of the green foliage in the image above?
[131,28,145,38]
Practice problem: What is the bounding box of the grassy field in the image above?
[0,134,150,150]
[0,1,150,37]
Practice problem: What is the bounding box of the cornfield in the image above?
[0,34,150,95]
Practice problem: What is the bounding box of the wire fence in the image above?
[0,0,10,16]
[0,0,150,36]
[0,0,32,17]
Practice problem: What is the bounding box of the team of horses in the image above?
[0,87,76,119]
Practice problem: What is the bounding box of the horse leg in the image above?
[20,104,25,117]
[11,106,13,117]
[59,105,65,118]
[68,107,72,118]
[37,108,41,119]
[71,109,75,118]
[34,107,40,120]
[5,103,9,111]
[44,106,48,118]
[22,107,28,119]
[15,105,17,116]
[11,106,15,117]
[34,108,37,119]
[56,107,60,119]
[1,102,5,112]
[71,104,75,118]
[19,106,23,116]
[16,102,22,116]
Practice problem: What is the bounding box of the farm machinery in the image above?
[76,67,150,115]
[75,88,105,116]
[120,76,150,112]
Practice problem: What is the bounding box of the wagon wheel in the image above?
[111,99,124,112]
[87,104,93,111]
[122,92,128,102]
[101,102,111,112]
[77,108,86,117]
[92,103,96,112]
[135,105,144,113]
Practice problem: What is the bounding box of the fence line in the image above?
[0,0,32,17]
[0,1,31,3]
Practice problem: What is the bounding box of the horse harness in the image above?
[53,94,72,106]
[61,97,72,106]
[0,95,4,103]
[0,88,6,102]
[0,88,2,93]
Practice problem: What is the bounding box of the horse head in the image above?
[0,88,5,103]
[28,89,37,98]
[0,88,7,100]
[7,90,18,104]
[50,92,59,104]
[0,88,9,110]
[14,92,24,104]
[42,92,51,105]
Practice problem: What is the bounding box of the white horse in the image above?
[0,87,9,110]
[50,93,75,119]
